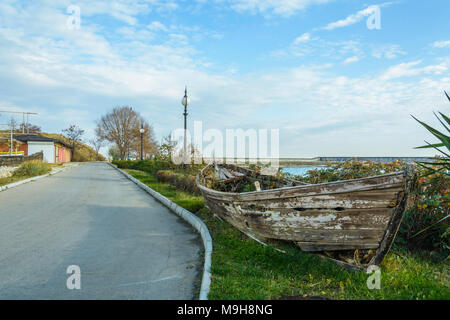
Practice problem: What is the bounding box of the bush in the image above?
[112,160,136,170]
[290,159,449,254]
[293,159,405,184]
[13,160,51,177]
[113,159,175,174]
[113,159,201,194]
[156,170,200,195]
[396,169,449,254]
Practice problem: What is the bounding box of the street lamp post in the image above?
[139,124,145,161]
[181,86,189,162]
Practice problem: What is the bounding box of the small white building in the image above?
[13,135,72,163]
[27,140,55,163]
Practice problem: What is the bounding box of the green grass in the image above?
[12,160,51,177]
[125,168,450,300]
[0,175,23,187]
[0,161,52,187]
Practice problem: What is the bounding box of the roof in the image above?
[14,134,55,142]
[13,134,72,149]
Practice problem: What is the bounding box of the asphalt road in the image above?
[0,162,202,299]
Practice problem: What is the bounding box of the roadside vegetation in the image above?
[0,160,51,187]
[292,160,449,255]
[113,158,449,300]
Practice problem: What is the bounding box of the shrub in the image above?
[293,159,405,184]
[113,159,175,174]
[13,160,51,177]
[396,168,449,253]
[156,170,200,195]
[112,160,136,170]
[291,159,449,254]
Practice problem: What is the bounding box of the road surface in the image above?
[0,162,202,299]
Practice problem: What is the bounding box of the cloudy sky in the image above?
[0,0,449,157]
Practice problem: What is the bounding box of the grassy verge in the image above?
[125,168,449,300]
[0,160,52,187]
[0,175,26,187]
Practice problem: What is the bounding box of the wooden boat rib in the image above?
[197,163,417,268]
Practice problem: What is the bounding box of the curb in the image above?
[0,164,78,192]
[107,163,212,300]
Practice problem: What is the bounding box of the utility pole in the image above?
[10,124,13,156]
[0,110,38,134]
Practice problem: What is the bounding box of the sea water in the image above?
[281,166,326,177]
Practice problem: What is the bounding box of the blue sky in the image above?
[0,0,449,157]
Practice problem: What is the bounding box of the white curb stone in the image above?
[108,163,213,300]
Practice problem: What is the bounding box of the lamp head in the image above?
[181,86,189,107]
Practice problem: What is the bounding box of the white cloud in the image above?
[433,40,450,48]
[293,33,311,45]
[380,61,447,80]
[322,3,390,30]
[282,37,363,60]
[148,21,168,32]
[229,0,333,17]
[372,44,406,59]
[343,56,359,64]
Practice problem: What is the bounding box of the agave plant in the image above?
[411,91,450,176]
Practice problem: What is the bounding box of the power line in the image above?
[0,110,38,134]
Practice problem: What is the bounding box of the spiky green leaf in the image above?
[411,115,450,151]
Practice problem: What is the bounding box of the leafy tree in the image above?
[157,134,177,162]
[108,145,121,161]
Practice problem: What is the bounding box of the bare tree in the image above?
[89,137,105,160]
[62,124,85,160]
[96,106,157,160]
[23,123,41,133]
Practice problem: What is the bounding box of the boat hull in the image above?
[197,164,416,266]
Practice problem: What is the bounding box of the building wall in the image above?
[28,141,55,163]
[54,143,71,163]
[0,151,43,167]
[18,143,28,156]
[0,141,27,156]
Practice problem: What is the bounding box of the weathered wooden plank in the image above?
[248,224,385,242]
[241,206,393,216]
[198,170,404,203]
[229,189,402,210]
[296,242,379,251]
[239,208,393,230]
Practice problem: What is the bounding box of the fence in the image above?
[0,152,44,167]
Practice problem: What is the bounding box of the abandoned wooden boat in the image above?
[197,163,417,268]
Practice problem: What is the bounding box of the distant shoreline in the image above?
[203,156,432,167]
